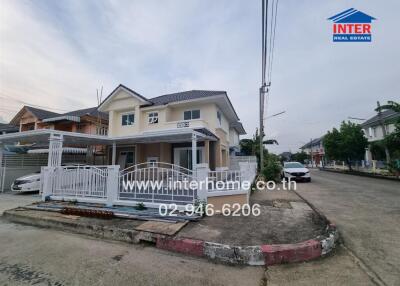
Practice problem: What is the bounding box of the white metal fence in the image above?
[44,165,109,199]
[42,162,257,208]
[119,163,197,205]
[208,170,242,191]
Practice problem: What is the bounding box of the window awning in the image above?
[42,115,80,123]
[28,147,87,154]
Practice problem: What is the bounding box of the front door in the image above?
[173,147,204,170]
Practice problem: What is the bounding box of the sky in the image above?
[0,0,399,153]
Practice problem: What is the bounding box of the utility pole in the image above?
[309,138,313,167]
[259,85,267,173]
[376,101,391,164]
[260,0,268,174]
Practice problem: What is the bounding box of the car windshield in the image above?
[285,162,304,168]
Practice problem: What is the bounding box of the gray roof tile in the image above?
[361,110,399,127]
[25,106,60,119]
[147,90,226,106]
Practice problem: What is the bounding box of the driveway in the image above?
[295,170,400,286]
[0,192,40,214]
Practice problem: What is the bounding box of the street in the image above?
[295,170,400,286]
[0,171,399,285]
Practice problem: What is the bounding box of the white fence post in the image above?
[239,161,256,183]
[106,165,120,207]
[41,166,54,201]
[195,163,209,202]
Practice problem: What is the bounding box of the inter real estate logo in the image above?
[328,8,376,42]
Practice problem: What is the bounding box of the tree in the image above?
[324,121,368,170]
[239,130,280,173]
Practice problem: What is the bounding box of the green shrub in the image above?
[134,202,147,210]
[262,154,282,181]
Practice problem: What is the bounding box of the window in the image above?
[184,109,200,120]
[372,127,377,137]
[148,112,159,124]
[217,110,222,125]
[120,151,135,164]
[122,113,134,126]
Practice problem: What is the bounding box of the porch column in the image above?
[111,142,116,165]
[0,146,4,193]
[192,133,197,170]
[48,133,63,167]
[204,140,210,164]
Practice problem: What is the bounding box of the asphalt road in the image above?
[295,170,400,286]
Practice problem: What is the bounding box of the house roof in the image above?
[10,105,108,126]
[300,137,324,149]
[194,128,218,140]
[230,121,246,135]
[10,106,61,125]
[361,110,399,128]
[328,8,376,23]
[98,84,151,110]
[148,90,226,106]
[24,106,61,120]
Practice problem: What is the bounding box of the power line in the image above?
[267,0,279,83]
[0,93,69,112]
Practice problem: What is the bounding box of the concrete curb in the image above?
[320,168,400,181]
[155,223,338,266]
[3,208,339,266]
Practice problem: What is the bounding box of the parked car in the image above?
[282,162,311,182]
[11,171,41,192]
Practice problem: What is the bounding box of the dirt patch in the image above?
[178,205,326,246]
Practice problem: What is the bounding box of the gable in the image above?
[98,84,150,112]
[10,107,38,125]
[101,89,145,112]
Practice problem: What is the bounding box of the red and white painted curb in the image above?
[156,224,338,266]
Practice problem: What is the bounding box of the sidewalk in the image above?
[178,189,325,246]
[2,188,337,266]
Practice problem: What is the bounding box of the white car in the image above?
[11,172,41,192]
[282,162,311,182]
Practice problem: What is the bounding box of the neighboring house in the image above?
[300,137,325,165]
[361,109,400,161]
[10,106,108,135]
[279,152,292,161]
[98,84,246,170]
[0,123,19,135]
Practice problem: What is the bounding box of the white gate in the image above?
[119,163,197,205]
[44,165,109,199]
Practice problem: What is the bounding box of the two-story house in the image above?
[361,109,400,161]
[300,137,325,166]
[98,84,246,170]
[10,106,108,135]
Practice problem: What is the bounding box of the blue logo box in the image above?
[333,34,371,42]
